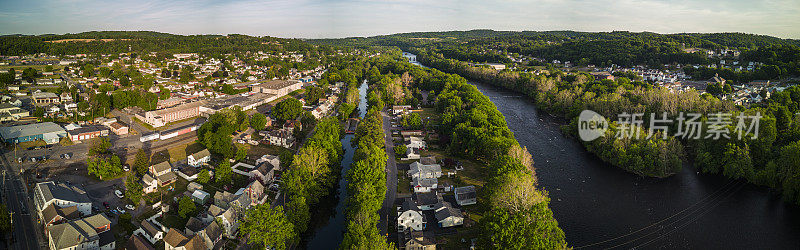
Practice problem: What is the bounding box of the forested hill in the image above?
[0,31,316,56]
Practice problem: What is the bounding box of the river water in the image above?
[303,80,369,248]
[404,53,800,249]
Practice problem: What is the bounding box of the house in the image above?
[397,198,426,232]
[434,201,463,228]
[107,122,129,135]
[133,219,164,244]
[454,186,477,206]
[411,177,438,193]
[391,105,412,116]
[163,228,204,250]
[41,204,80,228]
[251,160,278,185]
[150,161,177,186]
[406,136,426,150]
[408,159,442,180]
[33,91,60,105]
[126,234,155,250]
[401,147,420,160]
[66,125,109,142]
[283,119,302,131]
[142,174,158,194]
[177,166,199,181]
[187,149,211,167]
[267,128,295,148]
[413,192,441,211]
[709,73,726,86]
[34,181,92,221]
[196,220,224,249]
[59,93,73,103]
[47,214,114,250]
[191,190,210,204]
[402,230,437,250]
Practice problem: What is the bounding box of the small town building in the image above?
[66,125,109,142]
[454,186,477,206]
[34,181,92,221]
[397,198,426,232]
[47,214,114,250]
[434,201,464,228]
[0,122,67,144]
[187,149,211,167]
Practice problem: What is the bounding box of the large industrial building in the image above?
[0,122,67,144]
[250,80,302,96]
[136,101,204,128]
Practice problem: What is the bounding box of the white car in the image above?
[114,190,124,198]
[123,165,130,171]
[125,204,135,210]
[117,207,126,214]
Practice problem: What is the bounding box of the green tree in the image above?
[197,169,211,184]
[241,205,296,250]
[306,86,324,105]
[273,97,303,122]
[250,113,268,131]
[133,149,150,175]
[86,155,122,180]
[216,160,232,185]
[235,145,248,162]
[178,196,196,218]
[125,174,143,203]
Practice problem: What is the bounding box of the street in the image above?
[1,148,43,250]
[378,110,397,236]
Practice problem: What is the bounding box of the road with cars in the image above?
[1,147,43,250]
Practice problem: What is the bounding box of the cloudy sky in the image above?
[1,0,798,39]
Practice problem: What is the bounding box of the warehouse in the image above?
[0,122,67,144]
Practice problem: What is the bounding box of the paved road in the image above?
[378,111,397,236]
[1,148,42,250]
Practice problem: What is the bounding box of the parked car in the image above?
[123,165,130,171]
[29,157,37,162]
[117,207,126,214]
[17,157,23,163]
[114,190,124,198]
[60,153,72,159]
[103,202,110,209]
[125,204,135,210]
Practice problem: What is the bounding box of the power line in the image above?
[574,179,740,249]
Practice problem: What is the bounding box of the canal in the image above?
[303,80,369,248]
[405,52,800,249]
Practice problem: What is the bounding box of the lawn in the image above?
[132,116,156,131]
[166,142,204,162]
[0,65,64,71]
[397,171,410,194]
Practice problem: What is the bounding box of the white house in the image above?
[47,214,114,250]
[133,219,164,244]
[187,149,211,167]
[397,198,426,232]
[142,174,158,194]
[434,201,464,228]
[408,161,442,180]
[34,181,92,220]
[411,177,438,193]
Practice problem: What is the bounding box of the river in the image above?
[303,80,369,248]
[404,53,800,249]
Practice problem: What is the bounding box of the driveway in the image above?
[379,110,398,236]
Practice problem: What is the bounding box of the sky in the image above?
[1,0,799,39]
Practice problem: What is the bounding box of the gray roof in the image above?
[185,217,205,233]
[47,214,110,249]
[204,221,223,242]
[37,181,91,205]
[434,201,462,221]
[0,122,66,140]
[67,125,108,135]
[190,149,210,160]
[455,186,477,200]
[151,161,172,174]
[141,220,161,238]
[414,192,441,207]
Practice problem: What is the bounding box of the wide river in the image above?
[405,53,800,249]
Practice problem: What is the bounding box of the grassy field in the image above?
[166,142,204,162]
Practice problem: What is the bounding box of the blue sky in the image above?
[1,0,798,39]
